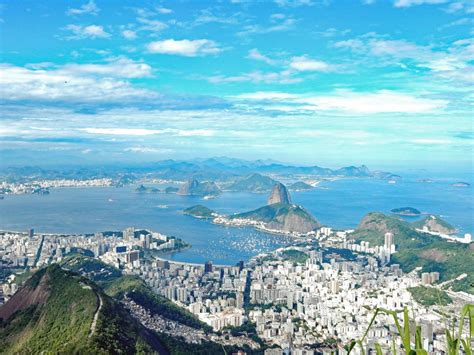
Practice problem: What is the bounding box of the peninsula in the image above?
[184,182,320,235]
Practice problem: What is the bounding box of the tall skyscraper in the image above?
[28,228,34,238]
[384,232,394,251]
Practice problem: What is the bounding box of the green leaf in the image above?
[345,340,357,354]
[375,343,383,355]
[461,339,472,355]
[403,306,412,352]
[415,325,423,349]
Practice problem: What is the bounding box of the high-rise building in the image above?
[123,227,135,240]
[28,228,34,238]
[421,272,431,285]
[384,232,393,251]
[126,250,140,264]
[204,260,213,273]
[430,272,440,283]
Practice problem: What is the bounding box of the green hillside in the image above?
[231,203,320,233]
[61,255,209,330]
[227,173,277,192]
[350,212,474,294]
[183,205,217,219]
[412,215,456,235]
[0,264,164,354]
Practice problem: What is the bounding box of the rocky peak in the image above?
[267,182,291,205]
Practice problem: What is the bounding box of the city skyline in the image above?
[0,0,472,169]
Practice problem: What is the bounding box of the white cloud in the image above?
[122,30,137,40]
[393,0,447,7]
[80,128,168,136]
[194,9,239,25]
[124,147,173,154]
[61,58,152,78]
[247,49,277,65]
[333,39,365,51]
[66,0,99,16]
[234,92,299,100]
[238,15,296,35]
[156,6,173,14]
[0,59,155,103]
[445,1,474,13]
[147,39,221,56]
[65,24,110,39]
[289,56,335,72]
[274,0,314,7]
[208,70,301,84]
[80,128,215,137]
[299,91,447,113]
[234,90,448,114]
[411,138,452,144]
[137,17,168,32]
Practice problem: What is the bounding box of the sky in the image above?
[0,0,473,170]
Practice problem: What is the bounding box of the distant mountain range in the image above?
[150,157,399,181]
[0,157,399,183]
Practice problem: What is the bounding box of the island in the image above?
[288,181,314,192]
[390,207,421,216]
[183,205,218,219]
[178,178,221,198]
[164,186,179,194]
[134,184,160,193]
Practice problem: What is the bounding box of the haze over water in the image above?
[1,174,471,265]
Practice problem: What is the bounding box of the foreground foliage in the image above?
[346,304,474,355]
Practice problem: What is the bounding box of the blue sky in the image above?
[0,0,473,170]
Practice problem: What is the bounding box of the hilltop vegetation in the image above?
[350,212,474,294]
[0,264,164,354]
[183,205,217,219]
[407,286,452,306]
[390,207,421,216]
[232,203,320,234]
[226,173,277,192]
[412,215,456,235]
[0,255,264,354]
[61,255,208,330]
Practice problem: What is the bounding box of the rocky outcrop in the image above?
[232,203,320,234]
[267,183,291,205]
[178,179,221,197]
[415,215,456,235]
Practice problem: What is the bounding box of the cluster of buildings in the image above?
[0,227,181,305]
[1,224,473,354]
[125,257,248,331]
[0,178,113,195]
[0,229,42,268]
[247,247,415,350]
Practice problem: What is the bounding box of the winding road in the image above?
[89,293,103,338]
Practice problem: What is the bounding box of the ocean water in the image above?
[0,175,472,265]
